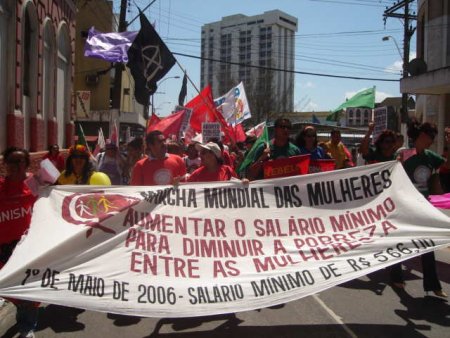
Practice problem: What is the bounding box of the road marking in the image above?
[312,294,358,338]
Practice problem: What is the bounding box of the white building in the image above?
[201,10,298,118]
[400,0,450,153]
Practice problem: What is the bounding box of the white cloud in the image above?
[384,52,417,74]
[304,101,319,111]
[344,88,392,104]
[298,81,316,89]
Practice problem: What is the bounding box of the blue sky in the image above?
[117,0,416,116]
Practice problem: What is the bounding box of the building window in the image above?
[0,0,14,151]
[22,1,38,149]
[43,19,55,148]
[447,3,450,66]
[56,23,71,147]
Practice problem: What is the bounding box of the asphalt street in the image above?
[0,248,449,338]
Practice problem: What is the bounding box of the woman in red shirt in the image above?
[42,144,65,172]
[187,142,237,182]
[0,147,39,338]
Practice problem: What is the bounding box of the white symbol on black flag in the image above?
[127,12,176,106]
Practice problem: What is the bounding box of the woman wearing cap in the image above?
[57,145,111,185]
[390,120,449,297]
[187,142,237,182]
[295,126,330,160]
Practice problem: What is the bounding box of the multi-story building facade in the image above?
[401,0,450,153]
[0,0,76,152]
[201,10,297,121]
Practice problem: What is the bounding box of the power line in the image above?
[173,52,400,82]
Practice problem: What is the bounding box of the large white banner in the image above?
[214,82,251,126]
[0,162,449,318]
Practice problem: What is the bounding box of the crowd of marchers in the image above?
[1,117,449,338]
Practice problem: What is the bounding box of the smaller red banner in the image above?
[263,155,310,179]
[309,159,336,174]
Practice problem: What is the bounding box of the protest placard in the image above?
[373,107,388,143]
[202,122,221,142]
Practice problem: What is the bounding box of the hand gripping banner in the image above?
[0,162,449,317]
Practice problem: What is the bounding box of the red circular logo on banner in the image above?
[61,192,140,237]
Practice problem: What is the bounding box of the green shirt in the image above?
[363,147,395,164]
[253,141,301,161]
[403,149,445,196]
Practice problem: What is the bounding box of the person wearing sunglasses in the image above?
[295,125,330,160]
[248,118,300,180]
[359,122,397,164]
[390,120,449,297]
[0,147,39,338]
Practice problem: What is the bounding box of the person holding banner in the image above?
[295,126,330,160]
[0,147,39,338]
[57,145,111,185]
[131,130,186,186]
[359,122,397,164]
[187,142,237,182]
[392,120,449,297]
[248,118,300,180]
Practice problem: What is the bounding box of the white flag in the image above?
[214,82,251,126]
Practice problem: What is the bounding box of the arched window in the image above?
[42,19,55,149]
[56,23,70,147]
[0,0,14,151]
[22,1,38,149]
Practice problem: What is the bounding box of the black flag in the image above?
[178,72,187,106]
[127,13,176,105]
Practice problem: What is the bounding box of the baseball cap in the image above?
[195,142,222,159]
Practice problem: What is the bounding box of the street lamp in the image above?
[382,36,403,65]
[151,76,181,117]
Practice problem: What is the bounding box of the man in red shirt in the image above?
[131,130,186,186]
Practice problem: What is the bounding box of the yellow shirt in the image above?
[57,171,94,185]
[325,141,348,169]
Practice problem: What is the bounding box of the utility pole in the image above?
[383,0,416,125]
[111,0,128,110]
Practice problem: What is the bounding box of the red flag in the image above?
[233,124,246,142]
[185,85,235,143]
[146,113,161,133]
[185,85,217,133]
[147,110,185,138]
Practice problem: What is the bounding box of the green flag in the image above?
[326,87,376,121]
[76,124,91,152]
[237,125,269,174]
